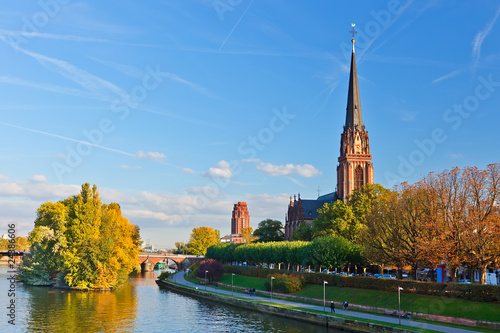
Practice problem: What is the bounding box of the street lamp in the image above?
[323,281,328,312]
[271,276,275,300]
[205,270,209,291]
[232,273,235,296]
[398,287,404,325]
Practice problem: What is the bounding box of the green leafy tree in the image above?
[186,226,220,255]
[173,241,189,254]
[253,219,284,242]
[312,201,361,242]
[310,235,360,271]
[21,183,141,289]
[292,222,313,241]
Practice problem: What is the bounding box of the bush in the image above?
[264,273,306,294]
[197,259,224,283]
[224,265,500,302]
[157,271,172,281]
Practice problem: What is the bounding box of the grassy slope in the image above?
[218,273,500,322]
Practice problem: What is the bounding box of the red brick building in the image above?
[230,202,249,243]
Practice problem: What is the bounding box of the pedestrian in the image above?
[343,300,348,310]
[330,301,335,313]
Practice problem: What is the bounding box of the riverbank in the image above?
[156,278,416,333]
[157,272,484,333]
[212,271,500,328]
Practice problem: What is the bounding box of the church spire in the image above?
[337,23,373,202]
[345,23,363,129]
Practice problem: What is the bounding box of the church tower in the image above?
[337,26,374,201]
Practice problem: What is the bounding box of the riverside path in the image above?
[168,271,480,333]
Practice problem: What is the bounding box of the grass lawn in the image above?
[216,273,500,323]
[218,273,266,290]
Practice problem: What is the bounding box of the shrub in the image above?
[197,259,224,282]
[224,265,500,302]
[264,273,306,294]
[157,271,172,281]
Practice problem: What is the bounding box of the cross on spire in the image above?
[349,23,357,39]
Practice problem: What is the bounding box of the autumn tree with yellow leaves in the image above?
[21,183,141,289]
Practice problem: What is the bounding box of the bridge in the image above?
[137,254,204,272]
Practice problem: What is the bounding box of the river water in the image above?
[1,266,341,332]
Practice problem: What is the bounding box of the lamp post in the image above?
[398,287,404,325]
[232,273,235,296]
[323,281,328,312]
[271,276,275,300]
[205,270,208,291]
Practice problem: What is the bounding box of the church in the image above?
[284,29,374,241]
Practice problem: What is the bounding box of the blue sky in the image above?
[1,1,499,248]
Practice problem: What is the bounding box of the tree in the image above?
[186,226,220,255]
[312,201,362,242]
[253,219,284,242]
[240,227,258,243]
[461,164,500,284]
[22,183,141,289]
[0,236,28,251]
[292,222,313,241]
[173,241,188,254]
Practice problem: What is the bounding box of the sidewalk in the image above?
[169,272,479,333]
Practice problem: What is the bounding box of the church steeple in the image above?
[336,23,374,201]
[345,37,363,129]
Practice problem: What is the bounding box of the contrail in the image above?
[0,121,135,157]
[219,0,255,51]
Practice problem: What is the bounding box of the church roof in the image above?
[317,191,337,203]
[345,39,363,129]
[301,199,326,220]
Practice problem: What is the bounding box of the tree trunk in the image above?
[480,265,487,285]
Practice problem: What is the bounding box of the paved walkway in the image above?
[168,271,479,333]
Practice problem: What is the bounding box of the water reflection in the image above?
[1,266,340,332]
[22,277,137,332]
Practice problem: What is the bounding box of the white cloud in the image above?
[203,160,233,179]
[30,175,48,182]
[136,150,166,161]
[243,193,290,224]
[182,167,195,174]
[119,165,142,170]
[122,210,185,225]
[0,177,79,200]
[256,162,321,178]
[448,153,464,159]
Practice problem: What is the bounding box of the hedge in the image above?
[224,265,500,302]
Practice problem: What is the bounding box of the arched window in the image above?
[355,165,364,189]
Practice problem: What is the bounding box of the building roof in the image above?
[345,39,363,129]
[301,199,327,220]
[317,191,337,203]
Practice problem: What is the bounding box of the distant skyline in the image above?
[1,1,500,248]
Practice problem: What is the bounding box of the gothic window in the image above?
[355,165,364,189]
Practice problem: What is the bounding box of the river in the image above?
[1,266,342,332]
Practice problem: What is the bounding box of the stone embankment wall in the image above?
[156,279,418,333]
[216,282,500,331]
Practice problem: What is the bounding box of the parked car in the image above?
[322,269,336,274]
[459,279,471,284]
